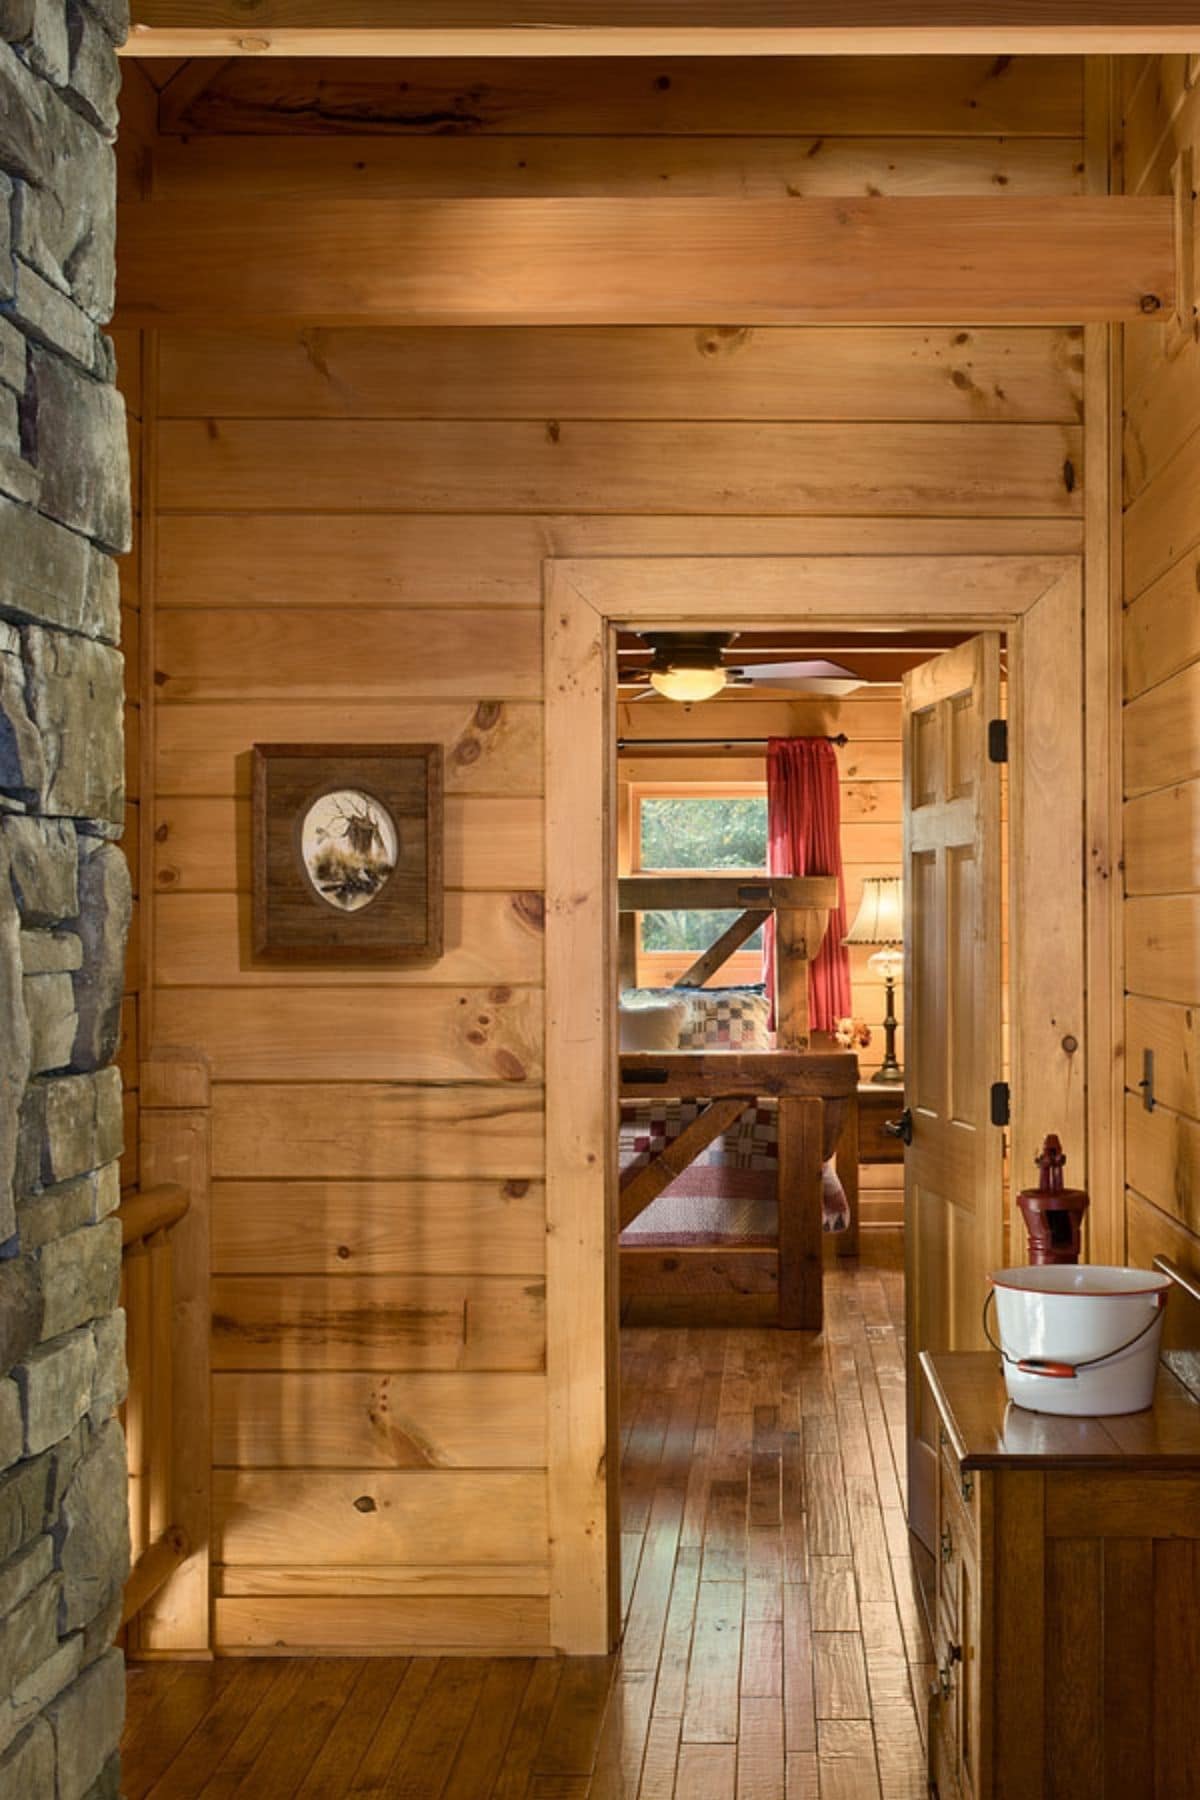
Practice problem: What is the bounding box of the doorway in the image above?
[542,551,1094,1655]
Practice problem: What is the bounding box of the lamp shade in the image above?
[843,875,903,947]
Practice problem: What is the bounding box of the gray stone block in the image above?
[16,1172,95,1251]
[28,352,128,549]
[16,1328,94,1454]
[0,1716,54,1800]
[57,1425,126,1633]
[90,1161,117,1221]
[0,495,120,640]
[69,841,128,1072]
[0,1452,51,1563]
[46,1414,82,1513]
[80,0,125,44]
[38,1218,120,1338]
[23,969,76,1074]
[0,1536,52,1616]
[19,931,82,973]
[0,1633,80,1757]
[65,3,117,136]
[49,1652,125,1800]
[0,630,45,807]
[0,384,16,451]
[0,39,46,182]
[0,3,37,44]
[18,1066,123,1192]
[0,441,38,506]
[0,316,24,394]
[0,1574,60,1692]
[1,818,78,925]
[10,0,68,84]
[8,257,95,370]
[0,174,10,302]
[88,1309,122,1415]
[15,104,115,321]
[23,628,125,825]
[0,837,31,1241]
[0,1379,21,1472]
[0,1258,42,1376]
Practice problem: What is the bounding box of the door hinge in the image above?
[990,1082,1010,1128]
[988,719,1009,764]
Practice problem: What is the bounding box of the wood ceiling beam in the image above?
[116,194,1174,326]
[124,4,1200,57]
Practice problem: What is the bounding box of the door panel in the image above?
[903,635,1004,1548]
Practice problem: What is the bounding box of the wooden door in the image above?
[903,636,1004,1548]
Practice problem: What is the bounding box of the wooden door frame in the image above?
[543,549,1112,1653]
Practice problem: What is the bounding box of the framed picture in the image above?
[251,743,443,962]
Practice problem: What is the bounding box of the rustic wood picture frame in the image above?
[251,743,443,962]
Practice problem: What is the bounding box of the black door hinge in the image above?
[988,719,1009,764]
[990,1082,1010,1128]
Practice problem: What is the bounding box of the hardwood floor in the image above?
[122,1233,931,1798]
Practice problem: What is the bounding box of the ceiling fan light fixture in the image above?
[649,664,728,702]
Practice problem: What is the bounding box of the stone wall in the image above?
[0,1,131,1795]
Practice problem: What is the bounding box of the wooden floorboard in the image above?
[123,1233,930,1797]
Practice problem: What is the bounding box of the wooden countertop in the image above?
[920,1350,1200,1471]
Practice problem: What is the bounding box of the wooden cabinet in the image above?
[922,1350,1200,1800]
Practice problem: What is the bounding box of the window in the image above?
[630,784,768,976]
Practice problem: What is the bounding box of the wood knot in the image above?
[353,1495,377,1514]
[1140,293,1163,314]
[474,701,502,731]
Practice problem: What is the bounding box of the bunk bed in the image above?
[617,874,859,1331]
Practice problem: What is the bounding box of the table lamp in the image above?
[843,876,903,1085]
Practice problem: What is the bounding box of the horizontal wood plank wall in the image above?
[1120,55,1200,1284]
[134,51,1087,1654]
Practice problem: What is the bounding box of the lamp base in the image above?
[872,969,903,1087]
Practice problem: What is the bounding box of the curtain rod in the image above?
[617,733,849,750]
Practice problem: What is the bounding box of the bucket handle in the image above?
[982,1286,1166,1379]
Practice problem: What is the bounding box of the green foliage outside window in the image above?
[638,795,767,954]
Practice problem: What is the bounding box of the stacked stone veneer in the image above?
[0,1,132,1795]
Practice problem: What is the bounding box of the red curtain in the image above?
[764,737,852,1035]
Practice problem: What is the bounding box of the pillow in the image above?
[619,997,689,1053]
[676,988,771,1052]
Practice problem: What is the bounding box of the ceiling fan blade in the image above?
[729,659,863,684]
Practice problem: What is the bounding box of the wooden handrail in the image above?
[119,1183,190,1251]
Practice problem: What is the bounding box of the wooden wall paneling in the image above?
[210,1082,545,1179]
[1123,782,1200,894]
[1123,548,1200,699]
[148,134,1088,204]
[154,420,1087,517]
[1123,662,1200,797]
[152,514,1086,615]
[1124,995,1200,1117]
[154,326,1086,422]
[1125,894,1200,1002]
[155,701,544,795]
[1124,1089,1200,1238]
[543,576,616,1653]
[211,1178,545,1276]
[155,891,545,986]
[211,1273,546,1371]
[211,1595,551,1657]
[1082,59,1124,1265]
[148,56,1085,139]
[115,195,1174,328]
[135,1047,212,1654]
[153,796,544,891]
[213,1468,548,1566]
[154,607,542,699]
[211,1371,548,1466]
[214,1564,549,1597]
[151,986,545,1083]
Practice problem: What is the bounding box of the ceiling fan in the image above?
[620,632,867,703]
